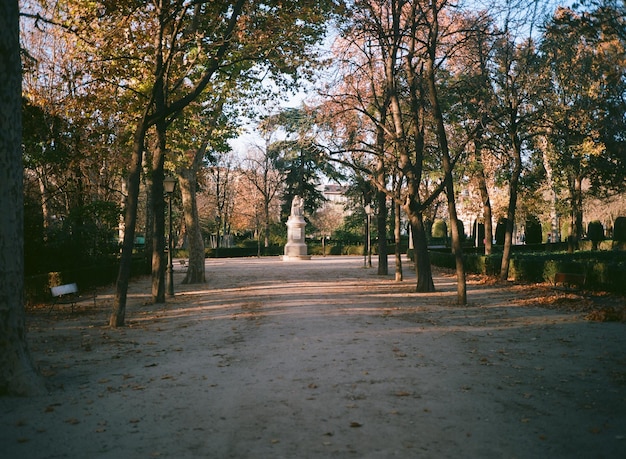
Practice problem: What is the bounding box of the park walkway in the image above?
[1,256,625,458]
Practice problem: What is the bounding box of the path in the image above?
[1,256,625,458]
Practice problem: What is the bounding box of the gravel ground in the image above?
[1,255,625,458]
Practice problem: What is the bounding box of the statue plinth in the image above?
[283,199,310,261]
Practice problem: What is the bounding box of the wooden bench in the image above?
[553,272,586,291]
[49,283,94,314]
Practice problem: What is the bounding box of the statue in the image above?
[284,194,310,260]
[291,195,303,217]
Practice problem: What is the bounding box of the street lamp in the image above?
[365,204,373,268]
[164,176,177,296]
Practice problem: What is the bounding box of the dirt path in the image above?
[2,256,625,458]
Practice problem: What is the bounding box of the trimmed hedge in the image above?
[206,246,283,258]
[430,250,626,293]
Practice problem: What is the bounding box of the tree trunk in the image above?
[411,213,435,292]
[0,1,45,395]
[425,36,466,304]
[478,174,493,255]
[376,188,388,275]
[374,116,388,275]
[541,135,560,244]
[110,122,147,327]
[394,200,403,282]
[150,127,166,303]
[143,148,154,273]
[475,134,493,255]
[573,175,584,245]
[180,167,206,284]
[264,200,271,249]
[499,135,523,281]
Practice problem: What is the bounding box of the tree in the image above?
[322,0,482,301]
[241,138,284,251]
[67,0,341,327]
[206,153,239,250]
[541,6,626,250]
[0,0,45,396]
[168,93,237,284]
[451,12,498,255]
[489,2,548,281]
[322,0,438,292]
[21,2,125,275]
[263,107,336,219]
[310,204,345,255]
[422,0,468,304]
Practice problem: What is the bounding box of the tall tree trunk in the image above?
[180,167,206,284]
[394,200,403,282]
[143,148,154,272]
[540,135,559,243]
[150,123,167,303]
[425,24,466,304]
[376,188,388,275]
[429,103,466,303]
[111,122,148,327]
[410,212,435,292]
[0,1,45,395]
[374,116,388,275]
[499,134,523,281]
[264,200,271,249]
[178,136,210,283]
[475,131,493,255]
[573,175,584,246]
[400,9,436,293]
[37,169,51,233]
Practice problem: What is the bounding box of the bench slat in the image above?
[51,283,79,297]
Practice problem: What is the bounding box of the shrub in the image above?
[432,219,447,238]
[495,217,508,245]
[524,216,542,244]
[614,217,626,242]
[587,221,604,250]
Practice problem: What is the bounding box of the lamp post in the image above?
[163,176,177,296]
[365,204,373,268]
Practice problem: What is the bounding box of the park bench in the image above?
[49,283,95,314]
[553,272,586,291]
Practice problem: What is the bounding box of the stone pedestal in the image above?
[283,214,311,261]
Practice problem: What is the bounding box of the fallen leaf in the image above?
[350,421,362,428]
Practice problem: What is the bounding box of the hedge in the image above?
[429,250,626,293]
